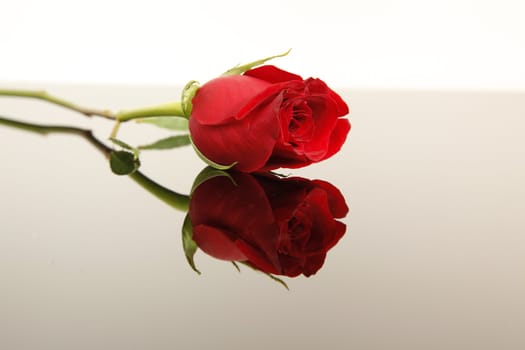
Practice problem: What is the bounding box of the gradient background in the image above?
[1,0,525,90]
[1,1,525,349]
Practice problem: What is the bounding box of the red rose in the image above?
[189,171,348,277]
[189,65,350,172]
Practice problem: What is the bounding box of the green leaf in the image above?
[222,49,292,76]
[110,150,140,175]
[190,135,237,170]
[135,116,189,131]
[182,214,201,274]
[138,134,191,150]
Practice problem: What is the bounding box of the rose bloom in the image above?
[189,65,350,172]
[189,171,348,277]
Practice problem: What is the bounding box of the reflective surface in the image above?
[1,86,524,349]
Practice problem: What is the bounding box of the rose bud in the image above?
[189,170,349,277]
[189,65,350,172]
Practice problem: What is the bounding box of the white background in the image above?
[1,0,525,90]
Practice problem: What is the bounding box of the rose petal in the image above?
[277,254,305,277]
[306,78,350,117]
[260,144,310,170]
[237,240,281,275]
[236,80,303,121]
[324,221,346,251]
[191,75,271,126]
[190,97,280,172]
[302,97,340,161]
[256,175,308,216]
[190,173,274,229]
[302,253,327,277]
[311,179,349,218]
[300,188,340,253]
[244,65,303,84]
[192,224,247,261]
[321,118,351,161]
[190,173,281,269]
[328,89,350,116]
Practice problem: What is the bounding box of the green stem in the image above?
[0,88,187,135]
[0,115,89,136]
[0,89,116,120]
[110,120,121,139]
[0,115,190,212]
[128,172,189,211]
[1,87,187,147]
[116,102,186,122]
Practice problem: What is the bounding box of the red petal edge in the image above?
[244,65,303,84]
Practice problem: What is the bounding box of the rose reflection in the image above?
[189,170,349,277]
[0,115,349,284]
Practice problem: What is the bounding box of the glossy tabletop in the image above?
[1,85,524,350]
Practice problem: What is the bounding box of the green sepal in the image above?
[182,214,201,275]
[181,80,200,117]
[135,116,189,131]
[190,135,237,170]
[110,150,141,176]
[138,134,191,150]
[267,274,290,291]
[238,261,289,290]
[222,49,292,76]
